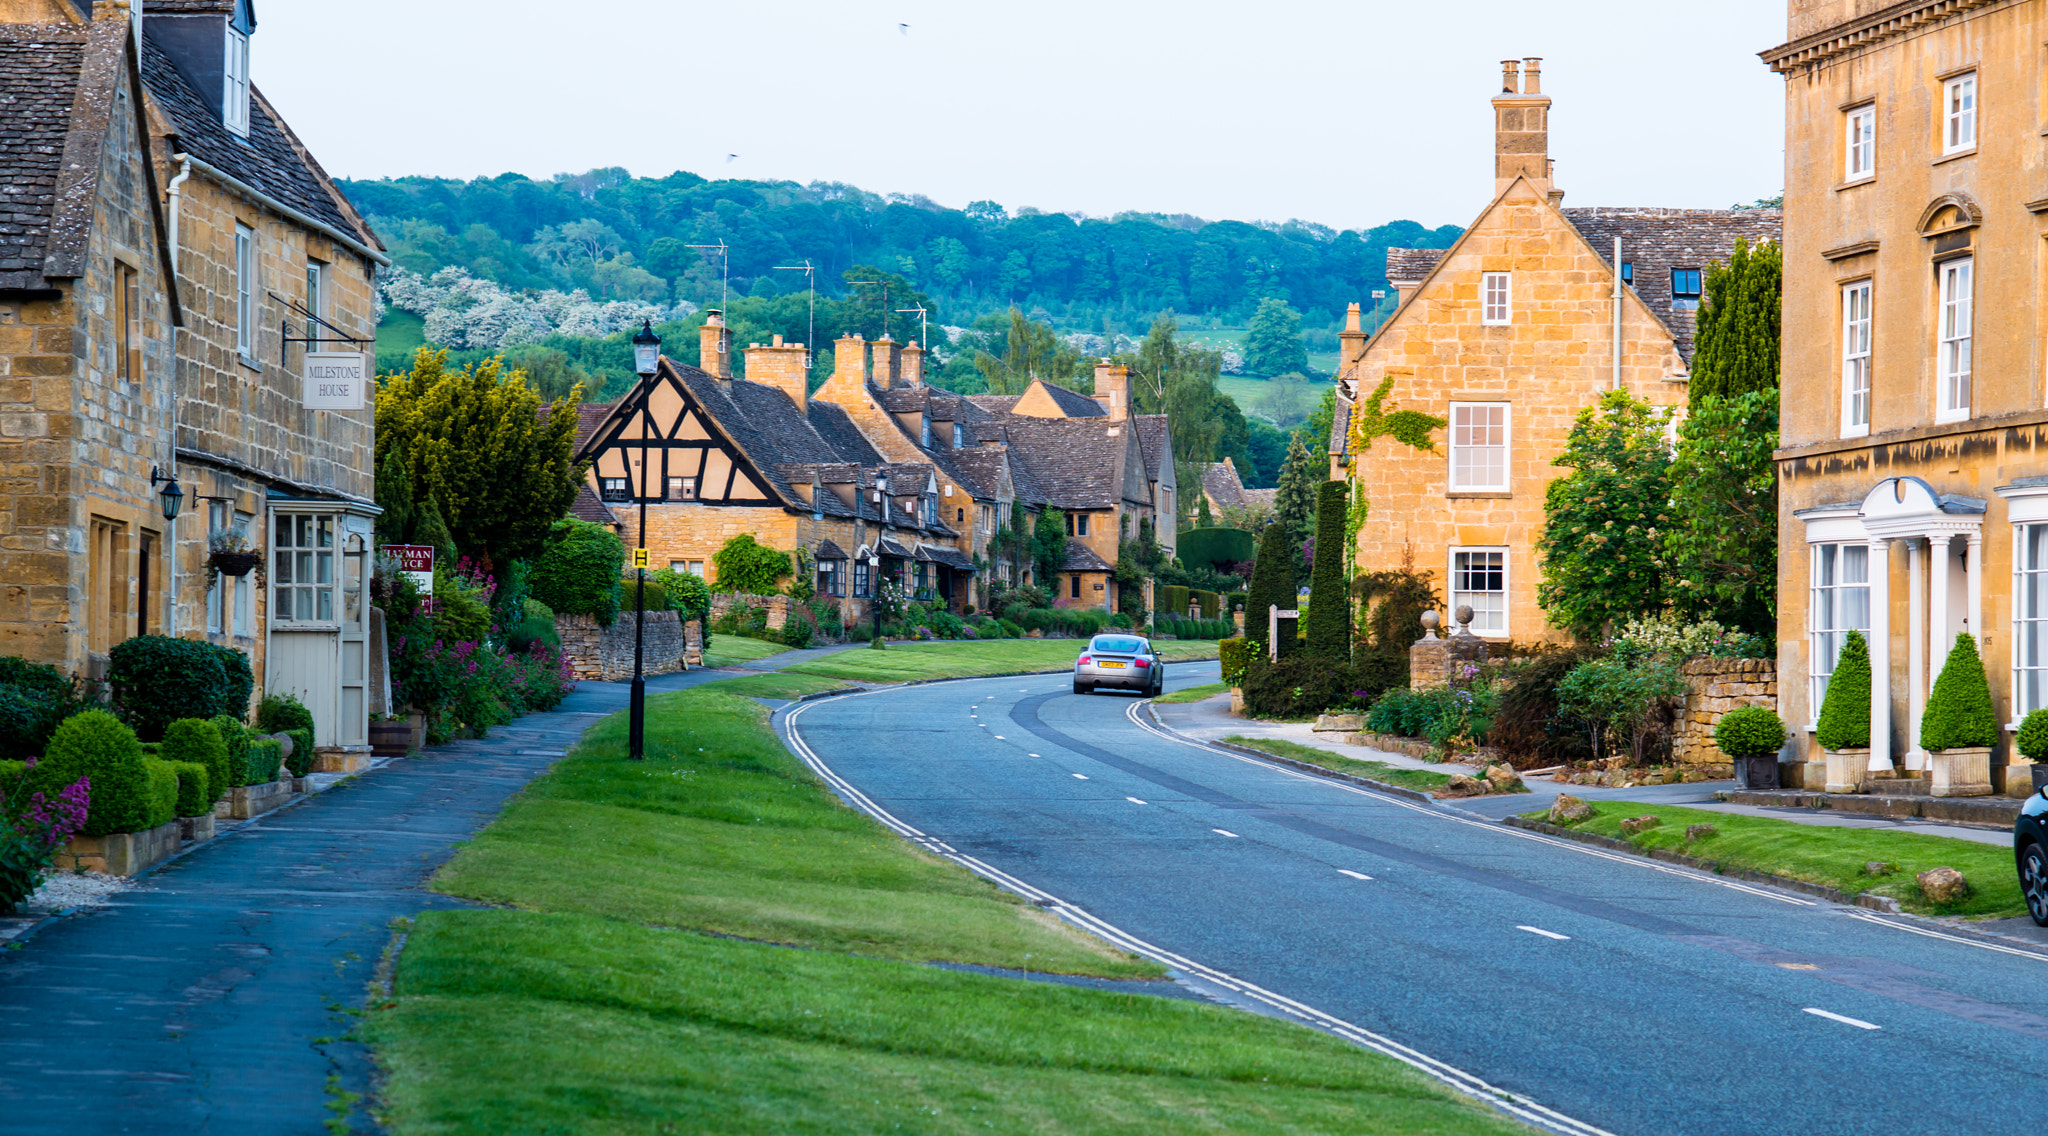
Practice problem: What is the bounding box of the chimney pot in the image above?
[1522,57,1542,94]
[1500,59,1520,94]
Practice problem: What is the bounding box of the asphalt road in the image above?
[783,661,2048,1136]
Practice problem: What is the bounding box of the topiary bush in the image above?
[0,655,91,759]
[1921,632,1998,752]
[31,710,149,836]
[258,693,317,735]
[210,644,254,723]
[1714,705,1787,759]
[1814,630,1872,750]
[210,714,251,790]
[168,761,210,818]
[160,719,229,805]
[2018,709,2048,761]
[530,518,624,626]
[108,635,245,742]
[283,728,316,778]
[244,737,283,785]
[140,758,177,828]
[1305,480,1351,659]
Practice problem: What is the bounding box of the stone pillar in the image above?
[1967,529,1984,649]
[1869,538,1893,773]
[1930,533,1952,690]
[1409,610,1449,689]
[1907,537,1926,770]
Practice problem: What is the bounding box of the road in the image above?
[783,661,2048,1136]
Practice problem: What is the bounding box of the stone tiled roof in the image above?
[876,537,914,559]
[666,363,880,512]
[806,400,888,470]
[1034,380,1107,418]
[139,34,369,242]
[1329,396,1352,457]
[964,395,1021,416]
[543,401,615,455]
[146,1,237,11]
[813,538,848,560]
[1200,460,1247,510]
[1561,206,1783,362]
[1132,414,1169,481]
[0,24,86,288]
[1385,248,1447,282]
[1059,540,1113,572]
[876,387,926,413]
[993,416,1136,510]
[919,543,974,570]
[947,447,1009,500]
[568,483,618,526]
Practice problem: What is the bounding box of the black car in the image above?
[2016,789,2048,925]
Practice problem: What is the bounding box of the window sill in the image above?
[1934,146,1978,166]
[1934,408,1972,425]
[239,354,264,373]
[1841,423,1870,439]
[269,622,341,632]
[1835,176,1876,191]
[1447,489,1512,499]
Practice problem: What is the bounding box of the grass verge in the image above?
[699,634,787,668]
[784,638,1218,684]
[1531,799,2022,918]
[363,685,1530,1134]
[692,672,855,701]
[1155,681,1230,704]
[1223,735,1459,792]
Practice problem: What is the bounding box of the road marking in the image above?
[1518,925,1570,941]
[1127,796,1147,805]
[1214,829,1239,838]
[1028,753,1040,757]
[1073,774,1088,780]
[1804,1008,1880,1030]
[993,735,1005,739]
[1338,869,1374,881]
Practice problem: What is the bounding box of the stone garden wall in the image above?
[710,592,791,631]
[556,611,685,683]
[1671,657,1777,766]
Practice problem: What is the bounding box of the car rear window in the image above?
[1091,636,1145,654]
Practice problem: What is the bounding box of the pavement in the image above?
[783,661,2048,1136]
[0,708,602,1134]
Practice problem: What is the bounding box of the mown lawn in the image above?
[362,687,1531,1135]
[1534,799,2022,918]
[1155,681,1230,704]
[698,634,787,668]
[1223,735,1460,793]
[784,638,1219,684]
[692,672,854,701]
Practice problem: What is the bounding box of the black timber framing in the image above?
[578,366,780,508]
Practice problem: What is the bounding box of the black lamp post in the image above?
[628,321,661,761]
[150,465,184,521]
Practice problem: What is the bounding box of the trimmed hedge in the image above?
[1305,480,1350,659]
[1814,630,1872,750]
[211,715,251,789]
[1240,654,1362,719]
[0,655,88,759]
[107,636,252,741]
[1159,585,1191,619]
[142,758,178,828]
[245,738,284,785]
[1191,589,1220,619]
[1225,591,1248,615]
[1921,632,1997,752]
[530,518,625,626]
[1714,705,1787,759]
[161,719,230,805]
[283,728,315,778]
[33,710,149,836]
[1245,522,1295,653]
[169,760,210,818]
[1219,637,1253,686]
[258,692,316,735]
[1178,527,1258,571]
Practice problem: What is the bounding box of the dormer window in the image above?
[223,22,251,137]
[923,494,937,525]
[921,416,933,448]
[1671,268,1703,310]
[953,423,965,448]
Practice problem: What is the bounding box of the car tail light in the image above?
[1134,658,1151,668]
[1077,655,1092,665]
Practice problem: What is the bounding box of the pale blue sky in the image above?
[252,0,1788,230]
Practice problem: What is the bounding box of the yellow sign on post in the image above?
[633,548,648,570]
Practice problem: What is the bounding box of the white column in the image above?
[1869,538,1893,773]
[1930,533,1953,688]
[1967,530,1984,648]
[1907,538,1927,770]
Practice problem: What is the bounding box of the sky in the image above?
[251,0,1789,232]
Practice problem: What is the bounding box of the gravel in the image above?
[23,871,135,913]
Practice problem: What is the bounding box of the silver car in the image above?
[1073,633,1164,696]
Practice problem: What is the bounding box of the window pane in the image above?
[317,587,333,622]
[275,550,293,584]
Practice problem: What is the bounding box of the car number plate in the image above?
[1100,661,1125,668]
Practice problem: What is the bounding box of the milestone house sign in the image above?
[304,351,367,411]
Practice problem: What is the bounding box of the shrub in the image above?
[1110,612,1133,629]
[0,655,91,759]
[210,643,255,723]
[161,719,230,805]
[32,710,148,836]
[620,574,669,613]
[1219,637,1254,686]
[711,534,792,594]
[1921,632,1998,751]
[1557,653,1685,766]
[530,518,624,626]
[0,756,87,913]
[1240,654,1362,719]
[524,597,556,623]
[2020,710,2048,761]
[1160,585,1190,619]
[781,607,816,650]
[210,715,251,790]
[1486,645,1599,769]
[258,693,317,735]
[283,728,316,778]
[245,738,284,785]
[1715,705,1787,759]
[1814,630,1872,750]
[1352,570,1442,699]
[1305,481,1351,659]
[997,619,1023,639]
[108,635,250,741]
[432,565,493,645]
[168,761,210,818]
[143,758,177,826]
[1615,613,1768,660]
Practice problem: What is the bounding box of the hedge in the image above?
[1921,632,1997,752]
[1191,589,1220,619]
[1305,481,1351,660]
[143,758,178,828]
[1159,585,1190,619]
[1714,706,1786,759]
[1177,527,1258,571]
[1240,654,1362,719]
[33,710,150,836]
[211,715,251,789]
[245,737,284,785]
[283,728,316,778]
[108,636,253,742]
[169,761,211,818]
[1245,522,1295,652]
[0,655,88,759]
[161,719,230,805]
[258,693,316,735]
[530,518,625,626]
[1219,637,1253,686]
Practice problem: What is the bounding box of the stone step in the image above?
[1718,788,2020,829]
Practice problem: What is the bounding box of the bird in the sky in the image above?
[725,154,739,163]
[898,22,910,34]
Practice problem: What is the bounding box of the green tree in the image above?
[1272,435,1319,580]
[973,309,1086,395]
[375,349,586,569]
[1305,481,1351,658]
[1665,389,1778,633]
[1243,297,1308,376]
[529,519,624,626]
[1196,494,1214,528]
[373,447,415,546]
[1535,390,1675,640]
[1129,317,1226,468]
[1298,387,1337,460]
[1688,237,1781,409]
[1033,508,1068,590]
[1245,520,1296,654]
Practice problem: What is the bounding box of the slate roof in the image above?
[876,537,913,559]
[1059,540,1113,572]
[813,538,848,560]
[919,544,974,570]
[1133,414,1169,481]
[965,395,1021,416]
[1385,248,1447,283]
[876,387,926,414]
[138,33,373,245]
[1200,461,1248,510]
[1561,207,1783,362]
[0,24,86,289]
[568,483,618,526]
[1035,380,1107,418]
[948,447,1010,501]
[993,416,1140,510]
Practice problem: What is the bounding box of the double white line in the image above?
[783,692,1617,1136]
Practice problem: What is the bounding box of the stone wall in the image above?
[710,591,792,631]
[556,610,685,683]
[1672,657,1777,766]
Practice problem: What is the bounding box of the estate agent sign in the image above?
[386,544,434,593]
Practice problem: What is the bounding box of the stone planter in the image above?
[1822,747,1870,794]
[407,712,427,751]
[314,746,370,774]
[179,813,215,843]
[1229,687,1245,716]
[368,719,411,757]
[1930,747,1994,798]
[217,779,292,821]
[1313,713,1364,733]
[56,820,182,876]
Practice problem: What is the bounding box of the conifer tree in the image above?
[1689,238,1782,409]
[374,448,416,546]
[1245,520,1295,654]
[1814,630,1871,750]
[1272,435,1318,581]
[1196,493,1214,528]
[1921,633,1998,751]
[1305,480,1351,658]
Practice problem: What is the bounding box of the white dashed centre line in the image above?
[1517,925,1570,941]
[1028,753,1040,757]
[1338,869,1373,881]
[1213,829,1239,838]
[1804,1008,1881,1030]
[1072,773,1088,780]
[993,735,1005,740]
[1126,796,1147,805]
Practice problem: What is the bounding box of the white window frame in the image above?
[1943,73,1976,154]
[223,25,250,137]
[1841,280,1871,437]
[1937,257,1972,423]
[205,501,227,634]
[1480,272,1511,325]
[1448,402,1510,492]
[1809,541,1871,715]
[1448,547,1508,638]
[305,260,325,349]
[271,512,338,628]
[2016,523,2048,720]
[1845,104,1876,180]
[235,223,255,359]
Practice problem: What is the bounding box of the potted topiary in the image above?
[2019,709,2048,795]
[1715,705,1787,790]
[1920,632,1996,797]
[1815,630,1873,794]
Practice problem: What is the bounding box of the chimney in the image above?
[1492,56,1552,198]
[745,334,811,412]
[872,335,901,388]
[900,340,925,386]
[1092,360,1130,421]
[699,310,731,380]
[1338,303,1368,376]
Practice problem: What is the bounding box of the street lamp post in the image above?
[628,320,661,761]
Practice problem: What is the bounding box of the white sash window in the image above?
[1810,542,1870,709]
